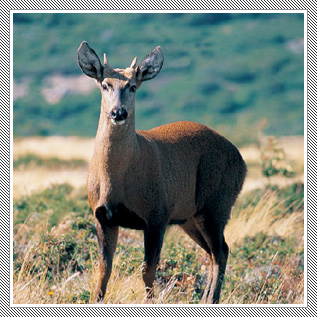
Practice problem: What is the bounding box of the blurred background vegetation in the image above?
[13,12,304,146]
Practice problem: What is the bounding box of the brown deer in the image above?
[77,41,247,304]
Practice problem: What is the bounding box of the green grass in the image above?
[14,154,87,170]
[13,182,304,304]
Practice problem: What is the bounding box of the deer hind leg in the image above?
[194,209,230,304]
[95,207,119,303]
[180,218,214,300]
[142,225,166,299]
[180,217,211,254]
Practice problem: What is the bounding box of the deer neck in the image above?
[93,100,139,174]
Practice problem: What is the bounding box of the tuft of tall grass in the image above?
[226,184,304,246]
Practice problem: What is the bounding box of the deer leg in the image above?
[95,207,119,303]
[180,218,212,303]
[180,217,210,254]
[142,225,166,299]
[180,218,215,302]
[180,218,214,302]
[210,236,229,303]
[194,213,229,304]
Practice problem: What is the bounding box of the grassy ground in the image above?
[12,136,305,305]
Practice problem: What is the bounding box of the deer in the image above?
[77,41,247,304]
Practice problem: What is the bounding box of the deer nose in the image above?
[110,107,128,122]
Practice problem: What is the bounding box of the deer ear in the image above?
[77,41,103,80]
[137,46,164,82]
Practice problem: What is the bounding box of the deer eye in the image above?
[102,84,108,90]
[130,85,137,93]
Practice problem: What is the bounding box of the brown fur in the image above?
[77,42,247,303]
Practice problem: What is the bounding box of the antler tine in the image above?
[130,56,138,69]
[103,52,114,75]
[103,53,108,65]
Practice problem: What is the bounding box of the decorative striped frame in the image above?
[4,4,311,316]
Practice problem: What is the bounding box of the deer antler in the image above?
[130,56,138,69]
[103,53,108,65]
[103,52,114,75]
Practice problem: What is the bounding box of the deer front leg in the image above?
[142,225,166,299]
[95,207,119,303]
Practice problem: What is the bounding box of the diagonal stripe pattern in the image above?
[2,3,313,317]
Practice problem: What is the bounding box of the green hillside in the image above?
[13,12,304,145]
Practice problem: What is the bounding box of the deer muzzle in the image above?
[109,107,128,125]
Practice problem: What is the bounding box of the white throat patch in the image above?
[111,119,126,126]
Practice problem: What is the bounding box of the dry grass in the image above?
[13,167,88,199]
[13,136,95,161]
[226,190,303,245]
[13,136,304,199]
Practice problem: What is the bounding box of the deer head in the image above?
[77,41,164,126]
